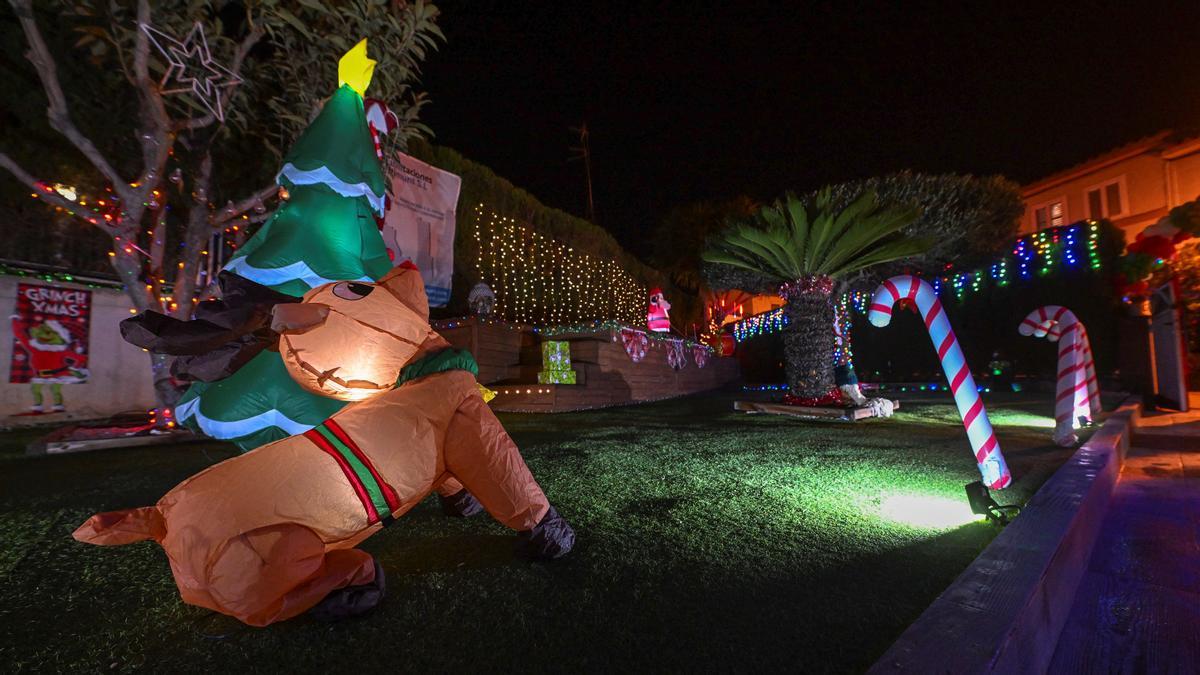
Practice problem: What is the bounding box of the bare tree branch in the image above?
[213,183,279,227]
[176,114,216,132]
[130,0,172,197]
[149,204,168,272]
[0,151,115,234]
[245,208,276,225]
[171,152,215,316]
[9,0,129,201]
[231,24,265,75]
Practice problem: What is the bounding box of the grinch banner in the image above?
[381,151,461,307]
[9,283,91,384]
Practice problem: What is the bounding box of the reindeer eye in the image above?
[332,282,374,301]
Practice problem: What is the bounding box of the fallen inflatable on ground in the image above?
[75,265,575,626]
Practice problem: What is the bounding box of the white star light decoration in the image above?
[140,22,241,122]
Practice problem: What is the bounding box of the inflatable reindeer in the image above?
[74,264,574,626]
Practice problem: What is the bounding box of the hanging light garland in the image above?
[0,262,115,290]
[730,220,1106,343]
[430,315,713,353]
[24,172,253,303]
[733,307,788,341]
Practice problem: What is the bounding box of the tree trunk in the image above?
[148,351,181,411]
[782,285,835,399]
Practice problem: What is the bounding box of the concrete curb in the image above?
[869,402,1140,674]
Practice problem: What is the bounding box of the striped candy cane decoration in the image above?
[869,275,1012,489]
[1079,330,1100,413]
[1025,316,1101,416]
[369,122,384,160]
[1019,306,1099,445]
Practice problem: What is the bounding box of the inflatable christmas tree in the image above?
[173,40,393,450]
[224,40,391,297]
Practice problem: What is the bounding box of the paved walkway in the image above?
[1048,402,1200,673]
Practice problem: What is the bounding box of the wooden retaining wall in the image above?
[437,318,530,385]
[869,402,1140,674]
[436,318,740,412]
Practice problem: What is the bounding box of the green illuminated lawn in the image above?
[0,392,1086,672]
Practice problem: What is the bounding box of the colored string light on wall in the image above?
[951,272,968,300]
[833,293,854,366]
[472,204,646,326]
[430,315,712,353]
[733,307,787,342]
[0,262,115,290]
[729,220,1108,343]
[1036,230,1052,275]
[990,259,1009,286]
[1087,223,1101,269]
[972,221,1102,292]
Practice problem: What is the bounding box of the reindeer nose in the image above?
[271,303,331,334]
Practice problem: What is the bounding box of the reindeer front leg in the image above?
[441,393,574,560]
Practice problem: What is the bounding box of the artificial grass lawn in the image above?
[0,392,1081,673]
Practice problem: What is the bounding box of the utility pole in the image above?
[568,123,596,223]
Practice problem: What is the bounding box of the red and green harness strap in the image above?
[304,419,401,526]
[303,349,479,526]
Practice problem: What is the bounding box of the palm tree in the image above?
[703,189,927,400]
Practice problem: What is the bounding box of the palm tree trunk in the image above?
[782,282,835,399]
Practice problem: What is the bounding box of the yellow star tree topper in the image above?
[338,38,377,96]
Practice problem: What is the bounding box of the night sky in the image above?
[421,1,1200,256]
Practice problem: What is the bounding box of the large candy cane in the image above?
[1026,316,1100,416]
[1019,306,1099,445]
[1020,307,1100,419]
[869,275,1012,489]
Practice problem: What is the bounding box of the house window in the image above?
[1033,199,1066,230]
[1086,177,1127,219]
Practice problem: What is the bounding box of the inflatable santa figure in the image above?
[647,287,672,333]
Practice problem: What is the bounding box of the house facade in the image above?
[1020,131,1200,236]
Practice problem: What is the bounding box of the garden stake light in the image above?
[964,481,1020,525]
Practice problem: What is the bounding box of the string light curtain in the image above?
[472,205,645,325]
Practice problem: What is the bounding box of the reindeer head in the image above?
[274,264,434,401]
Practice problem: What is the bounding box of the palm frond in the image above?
[817,204,921,276]
[704,186,928,286]
[781,193,810,271]
[835,237,933,276]
[803,206,836,271]
[736,226,796,279]
[701,248,774,274]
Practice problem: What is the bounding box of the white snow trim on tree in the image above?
[276,163,386,215]
[223,258,373,290]
[174,398,314,439]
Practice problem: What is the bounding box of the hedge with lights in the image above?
[407,140,678,323]
[468,205,647,325]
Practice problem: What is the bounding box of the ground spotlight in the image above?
[964,481,1020,525]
